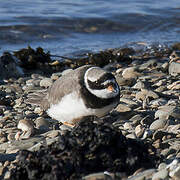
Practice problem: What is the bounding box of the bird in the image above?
[26,65,120,127]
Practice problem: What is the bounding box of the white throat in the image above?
[84,68,119,99]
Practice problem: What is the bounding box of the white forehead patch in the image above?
[85,67,105,82]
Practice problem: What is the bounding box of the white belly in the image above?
[47,92,116,124]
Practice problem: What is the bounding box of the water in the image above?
[0,0,180,56]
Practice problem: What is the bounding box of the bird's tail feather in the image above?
[25,89,48,106]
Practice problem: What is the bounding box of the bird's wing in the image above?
[26,65,91,110]
[46,65,92,108]
[25,89,48,108]
[46,72,81,107]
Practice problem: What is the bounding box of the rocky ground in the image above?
[0,43,180,179]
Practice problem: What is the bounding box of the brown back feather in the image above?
[26,65,92,110]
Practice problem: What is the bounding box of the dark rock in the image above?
[0,52,24,79]
[10,116,159,180]
[0,153,17,162]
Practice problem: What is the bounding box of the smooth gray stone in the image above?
[169,62,180,76]
[0,137,44,152]
[128,169,156,180]
[40,78,53,87]
[150,119,168,130]
[152,169,169,180]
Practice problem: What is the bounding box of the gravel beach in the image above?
[0,44,180,179]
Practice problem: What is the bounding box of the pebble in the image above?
[4,171,11,179]
[0,137,44,153]
[149,98,167,107]
[158,163,167,170]
[120,98,139,108]
[3,161,10,167]
[162,62,169,71]
[51,72,62,80]
[82,172,115,180]
[169,62,180,76]
[31,74,43,79]
[142,129,152,139]
[115,75,134,86]
[7,133,16,141]
[22,85,36,91]
[139,59,158,70]
[46,130,59,138]
[0,137,7,144]
[152,169,169,180]
[135,124,145,138]
[167,124,180,134]
[130,114,144,126]
[34,107,43,114]
[122,67,141,79]
[39,78,53,87]
[136,89,159,101]
[128,169,157,180]
[155,105,179,119]
[155,86,167,92]
[167,80,180,90]
[26,79,35,86]
[161,148,176,158]
[16,119,35,140]
[0,166,4,176]
[150,119,168,131]
[166,159,180,179]
[132,81,145,89]
[35,117,49,132]
[46,136,59,146]
[170,166,180,179]
[123,122,133,130]
[126,133,137,139]
[115,103,132,113]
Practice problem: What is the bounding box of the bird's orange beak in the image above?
[107,85,115,92]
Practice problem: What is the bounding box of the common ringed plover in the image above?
[27,65,120,127]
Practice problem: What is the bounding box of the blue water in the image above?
[0,0,180,55]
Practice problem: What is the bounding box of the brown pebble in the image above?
[46,130,59,138]
[35,117,49,129]
[0,166,4,176]
[16,119,35,140]
[122,67,141,79]
[7,133,16,141]
[133,168,145,176]
[3,161,10,167]
[135,124,145,138]
[0,137,7,143]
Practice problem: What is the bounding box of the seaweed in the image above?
[10,116,159,180]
